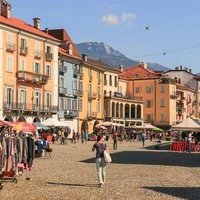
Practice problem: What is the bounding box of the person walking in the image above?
[112,132,118,150]
[92,134,109,188]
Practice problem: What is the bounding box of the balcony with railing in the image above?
[59,65,67,73]
[87,112,97,119]
[97,77,102,84]
[88,92,96,100]
[73,89,84,97]
[176,107,186,114]
[89,75,93,82]
[64,110,78,118]
[16,71,48,84]
[3,102,57,113]
[6,42,16,52]
[73,69,83,76]
[20,47,28,56]
[34,50,42,59]
[59,87,68,95]
[45,52,53,61]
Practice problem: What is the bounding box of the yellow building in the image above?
[78,56,105,133]
[0,1,59,122]
[104,66,144,127]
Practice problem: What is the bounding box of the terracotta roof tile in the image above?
[0,16,59,42]
[119,63,158,79]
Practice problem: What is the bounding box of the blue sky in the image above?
[8,0,200,74]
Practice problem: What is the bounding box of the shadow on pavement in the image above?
[144,186,200,200]
[80,151,200,167]
[46,181,98,188]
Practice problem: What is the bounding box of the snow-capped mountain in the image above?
[76,42,169,71]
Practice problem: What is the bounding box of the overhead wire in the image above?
[9,3,200,61]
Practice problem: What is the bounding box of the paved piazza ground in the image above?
[0,139,200,200]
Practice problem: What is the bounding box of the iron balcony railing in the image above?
[16,71,48,84]
[3,102,57,113]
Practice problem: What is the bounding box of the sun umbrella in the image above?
[0,120,14,127]
[13,122,37,132]
[152,127,163,131]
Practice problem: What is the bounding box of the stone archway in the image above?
[4,116,14,122]
[17,116,26,122]
[33,117,41,122]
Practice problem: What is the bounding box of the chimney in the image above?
[44,28,48,33]
[119,65,124,72]
[82,54,87,61]
[33,18,41,29]
[140,62,147,69]
[1,0,11,18]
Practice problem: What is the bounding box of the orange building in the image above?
[0,1,59,122]
[120,63,177,128]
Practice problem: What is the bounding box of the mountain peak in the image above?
[76,41,168,71]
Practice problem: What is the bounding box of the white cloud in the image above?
[122,12,136,22]
[102,12,136,26]
[102,14,119,25]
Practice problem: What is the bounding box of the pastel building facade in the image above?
[47,29,82,132]
[104,67,144,127]
[0,1,59,122]
[78,57,105,133]
[120,63,177,128]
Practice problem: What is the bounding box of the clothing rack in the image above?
[0,128,35,189]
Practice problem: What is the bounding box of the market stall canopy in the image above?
[171,116,200,131]
[33,122,50,130]
[125,123,162,131]
[41,118,64,127]
[97,121,124,127]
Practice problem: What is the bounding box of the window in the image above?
[67,99,71,109]
[146,100,153,108]
[79,99,82,111]
[19,89,26,109]
[34,62,40,74]
[114,76,118,87]
[135,87,141,93]
[20,59,26,71]
[7,55,13,72]
[88,84,92,96]
[109,75,112,86]
[89,68,92,76]
[73,80,77,90]
[79,82,83,91]
[146,114,152,122]
[97,86,100,97]
[46,46,51,53]
[160,85,165,93]
[35,91,41,110]
[21,38,27,49]
[146,86,153,93]
[46,93,51,108]
[72,99,77,110]
[97,101,100,112]
[160,99,165,107]
[46,65,51,77]
[6,87,14,108]
[60,97,64,110]
[104,74,107,85]
[59,77,64,88]
[160,114,165,122]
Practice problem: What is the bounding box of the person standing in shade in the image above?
[92,134,109,188]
